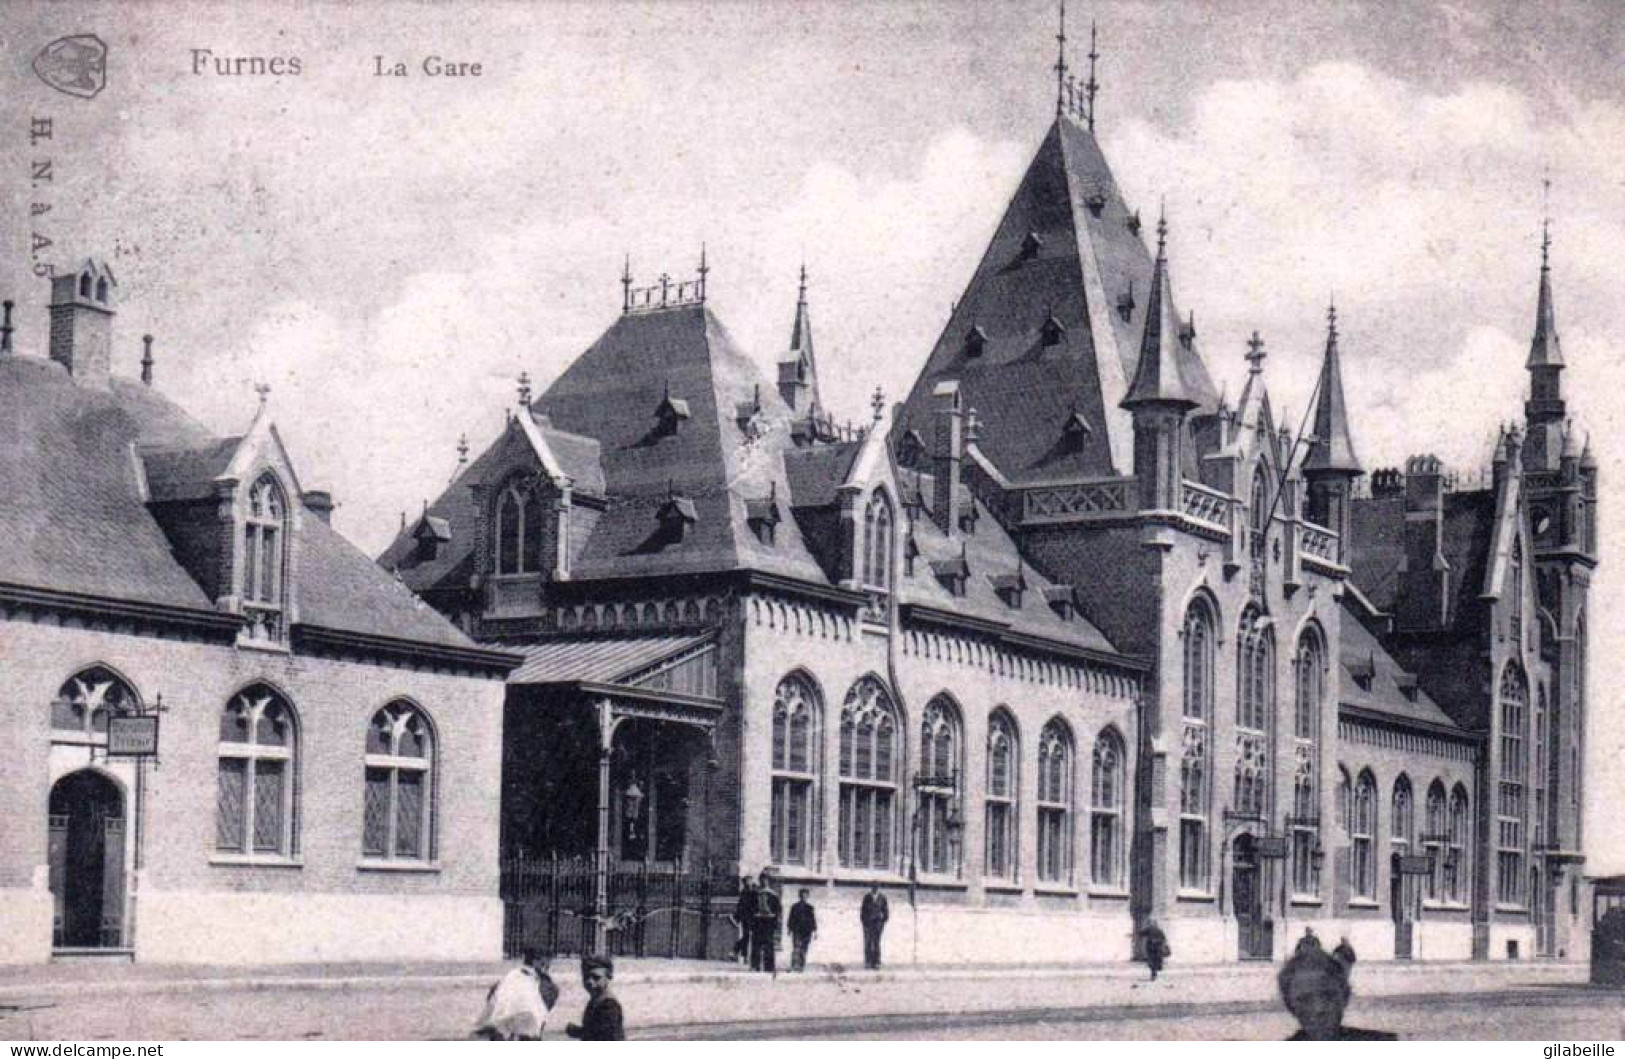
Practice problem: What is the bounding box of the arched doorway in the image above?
[48,771,126,950]
[1233,832,1272,960]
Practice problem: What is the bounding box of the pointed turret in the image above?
[1121,214,1196,411]
[777,264,823,414]
[1525,213,1567,469]
[1304,303,1361,475]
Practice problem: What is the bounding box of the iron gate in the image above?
[501,856,739,961]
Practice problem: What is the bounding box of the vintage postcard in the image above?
[0,0,1620,1044]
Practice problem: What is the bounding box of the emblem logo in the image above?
[33,35,108,99]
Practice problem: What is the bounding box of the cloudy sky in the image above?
[4,2,1623,864]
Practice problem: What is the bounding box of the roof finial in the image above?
[621,254,633,313]
[1,299,14,355]
[517,370,532,408]
[1085,20,1100,131]
[1054,0,1069,118]
[1245,331,1267,374]
[457,433,469,467]
[697,243,709,302]
[1155,199,1168,259]
[254,382,271,408]
[1540,174,1553,272]
[798,260,808,305]
[871,385,886,423]
[1327,296,1338,341]
[141,334,154,385]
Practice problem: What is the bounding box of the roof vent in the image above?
[964,325,988,358]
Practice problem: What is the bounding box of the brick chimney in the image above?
[1397,454,1450,630]
[48,260,116,387]
[931,380,963,536]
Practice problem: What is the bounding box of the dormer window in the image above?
[1116,281,1136,323]
[1085,191,1106,217]
[747,486,781,547]
[412,515,452,562]
[964,326,987,358]
[79,272,92,298]
[897,429,926,469]
[655,384,691,435]
[862,491,893,592]
[657,492,698,542]
[243,473,287,643]
[1041,314,1066,348]
[1020,231,1043,262]
[991,571,1026,609]
[958,501,978,536]
[1044,585,1076,620]
[495,477,546,575]
[932,551,970,598]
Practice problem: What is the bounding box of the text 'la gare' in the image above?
[374,55,484,77]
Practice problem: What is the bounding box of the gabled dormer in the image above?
[141,397,307,646]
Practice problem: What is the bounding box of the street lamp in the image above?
[623,780,645,850]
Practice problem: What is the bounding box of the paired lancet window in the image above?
[216,684,298,857]
[862,491,893,592]
[771,673,821,866]
[243,474,288,642]
[838,677,900,870]
[495,478,548,576]
[985,710,1019,881]
[1180,598,1216,892]
[1036,719,1074,885]
[363,700,437,862]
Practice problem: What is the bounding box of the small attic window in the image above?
[746,486,780,546]
[655,385,691,435]
[1043,585,1076,620]
[657,493,698,541]
[1041,314,1066,348]
[1349,653,1376,693]
[1116,281,1137,323]
[79,273,92,298]
[1126,210,1142,236]
[412,514,453,562]
[1019,231,1043,262]
[903,528,920,577]
[964,325,988,358]
[96,277,109,303]
[931,552,970,598]
[1062,411,1092,447]
[1395,674,1420,703]
[1085,191,1107,217]
[990,571,1027,609]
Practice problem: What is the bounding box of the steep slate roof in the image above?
[0,352,481,651]
[894,113,1218,483]
[1304,314,1362,475]
[1121,220,1197,409]
[1349,489,1497,626]
[1528,235,1563,369]
[1337,596,1460,730]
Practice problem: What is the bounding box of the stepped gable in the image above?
[895,114,1218,483]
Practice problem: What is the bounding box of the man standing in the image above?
[860,884,889,970]
[734,876,758,966]
[566,955,626,1041]
[1141,920,1170,981]
[751,871,782,974]
[787,888,818,972]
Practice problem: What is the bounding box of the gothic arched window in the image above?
[1424,780,1447,902]
[1090,727,1125,888]
[918,696,962,876]
[243,473,288,642]
[1037,718,1075,884]
[216,684,298,858]
[771,672,821,866]
[1183,598,1216,721]
[838,677,900,870]
[51,666,138,738]
[1352,770,1377,900]
[495,478,547,576]
[862,491,893,592]
[1497,662,1528,906]
[985,709,1019,881]
[363,700,436,862]
[1447,784,1470,904]
[1237,606,1273,732]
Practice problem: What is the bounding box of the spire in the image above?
[780,263,823,413]
[1054,0,1069,118]
[1527,188,1563,369]
[1084,20,1100,131]
[1304,300,1362,475]
[1121,210,1196,410]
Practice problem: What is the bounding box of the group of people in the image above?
[732,874,893,974]
[473,950,625,1042]
[1280,928,1393,1041]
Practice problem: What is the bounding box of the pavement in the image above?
[0,955,1601,1040]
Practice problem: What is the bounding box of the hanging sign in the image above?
[106,714,159,757]
[1254,836,1289,859]
[1397,854,1434,875]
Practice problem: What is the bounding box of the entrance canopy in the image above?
[507,631,723,732]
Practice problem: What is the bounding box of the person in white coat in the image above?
[473,950,559,1040]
